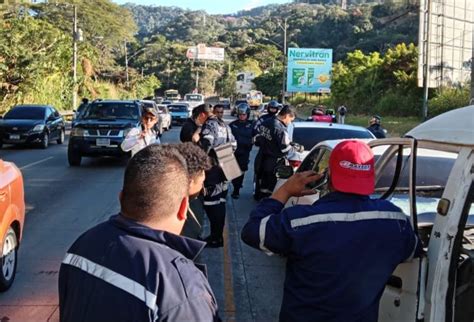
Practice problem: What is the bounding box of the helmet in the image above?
[267,100,281,114]
[370,115,381,124]
[237,103,250,116]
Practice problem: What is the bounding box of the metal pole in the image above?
[124,40,129,88]
[421,0,432,120]
[72,5,77,110]
[471,28,474,105]
[282,18,287,104]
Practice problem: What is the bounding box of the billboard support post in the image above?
[471,29,474,104]
[421,0,432,120]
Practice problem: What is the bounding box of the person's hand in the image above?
[192,132,200,143]
[271,171,322,204]
[139,130,146,139]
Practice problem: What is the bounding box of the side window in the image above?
[45,108,53,119]
[52,108,60,118]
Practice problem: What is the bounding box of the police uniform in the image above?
[229,118,253,196]
[367,123,386,138]
[254,117,298,197]
[200,115,236,246]
[59,214,220,322]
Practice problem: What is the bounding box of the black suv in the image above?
[68,100,141,166]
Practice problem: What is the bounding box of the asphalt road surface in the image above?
[0,111,286,322]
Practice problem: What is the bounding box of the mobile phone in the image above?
[306,168,329,191]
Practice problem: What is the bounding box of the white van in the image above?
[276,105,474,321]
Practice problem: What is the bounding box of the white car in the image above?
[156,104,172,131]
[276,105,474,322]
[287,121,375,167]
[184,93,204,109]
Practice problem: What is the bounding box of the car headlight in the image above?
[31,124,45,132]
[71,127,85,137]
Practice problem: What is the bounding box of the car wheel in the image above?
[57,129,65,144]
[0,227,18,292]
[68,146,82,166]
[40,132,49,149]
[0,141,3,149]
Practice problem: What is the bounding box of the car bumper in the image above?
[0,132,44,144]
[171,117,188,124]
[68,136,127,157]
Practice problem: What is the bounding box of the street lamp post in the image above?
[124,43,146,89]
[72,5,78,110]
[277,18,288,104]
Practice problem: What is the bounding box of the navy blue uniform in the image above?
[200,116,236,243]
[241,192,421,322]
[367,124,386,138]
[230,119,253,193]
[59,214,219,322]
[254,117,297,196]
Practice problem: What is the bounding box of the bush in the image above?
[428,86,470,117]
[373,90,421,117]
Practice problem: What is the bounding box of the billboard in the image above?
[418,0,473,88]
[286,48,333,93]
[186,44,225,61]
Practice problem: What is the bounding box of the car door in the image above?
[369,138,427,322]
[44,108,56,139]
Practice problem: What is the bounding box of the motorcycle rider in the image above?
[229,103,254,199]
[200,104,237,248]
[254,105,303,200]
[253,100,281,200]
[367,115,387,138]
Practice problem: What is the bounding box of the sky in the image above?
[112,0,290,15]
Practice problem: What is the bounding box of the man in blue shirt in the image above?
[241,140,420,322]
[59,145,220,322]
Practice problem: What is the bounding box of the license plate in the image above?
[9,134,20,140]
[96,138,111,146]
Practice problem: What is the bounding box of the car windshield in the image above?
[185,95,203,101]
[293,127,373,150]
[4,106,45,120]
[169,105,187,112]
[82,103,139,120]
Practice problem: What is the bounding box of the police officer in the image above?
[200,104,236,248]
[229,103,253,199]
[180,104,212,143]
[254,105,302,200]
[253,100,281,200]
[367,115,387,138]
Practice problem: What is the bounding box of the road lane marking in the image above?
[223,212,236,320]
[20,157,54,170]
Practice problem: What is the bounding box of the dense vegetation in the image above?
[0,0,469,117]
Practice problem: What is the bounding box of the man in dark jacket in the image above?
[59,145,220,322]
[200,104,236,248]
[241,140,421,322]
[367,115,386,138]
[229,103,253,199]
[180,104,212,143]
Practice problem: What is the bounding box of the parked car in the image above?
[276,105,474,322]
[168,103,191,125]
[67,100,142,166]
[157,104,172,131]
[231,99,248,116]
[161,100,172,106]
[287,122,375,168]
[219,98,231,109]
[0,105,66,149]
[0,158,25,291]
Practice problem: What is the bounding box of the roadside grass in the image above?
[294,104,422,137]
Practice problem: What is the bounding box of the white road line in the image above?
[20,157,54,170]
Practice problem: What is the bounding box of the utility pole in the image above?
[421,0,432,120]
[72,5,77,110]
[471,29,474,105]
[278,18,288,104]
[124,40,129,88]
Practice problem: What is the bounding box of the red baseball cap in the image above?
[329,140,375,195]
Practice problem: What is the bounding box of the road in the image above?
[0,112,286,322]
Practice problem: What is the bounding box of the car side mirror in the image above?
[276,165,294,179]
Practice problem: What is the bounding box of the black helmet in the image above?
[237,102,250,116]
[267,100,281,114]
[311,108,324,116]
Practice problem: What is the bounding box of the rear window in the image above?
[5,106,46,120]
[169,105,188,112]
[293,127,373,150]
[82,103,139,120]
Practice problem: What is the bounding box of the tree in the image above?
[253,69,282,98]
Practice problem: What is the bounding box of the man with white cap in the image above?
[241,140,421,322]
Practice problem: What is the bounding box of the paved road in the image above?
[0,112,285,321]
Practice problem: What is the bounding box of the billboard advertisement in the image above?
[286,48,333,93]
[186,44,225,61]
[418,0,473,88]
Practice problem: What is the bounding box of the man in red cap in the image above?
[241,140,421,322]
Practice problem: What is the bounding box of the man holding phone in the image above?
[121,105,160,156]
[241,140,421,322]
